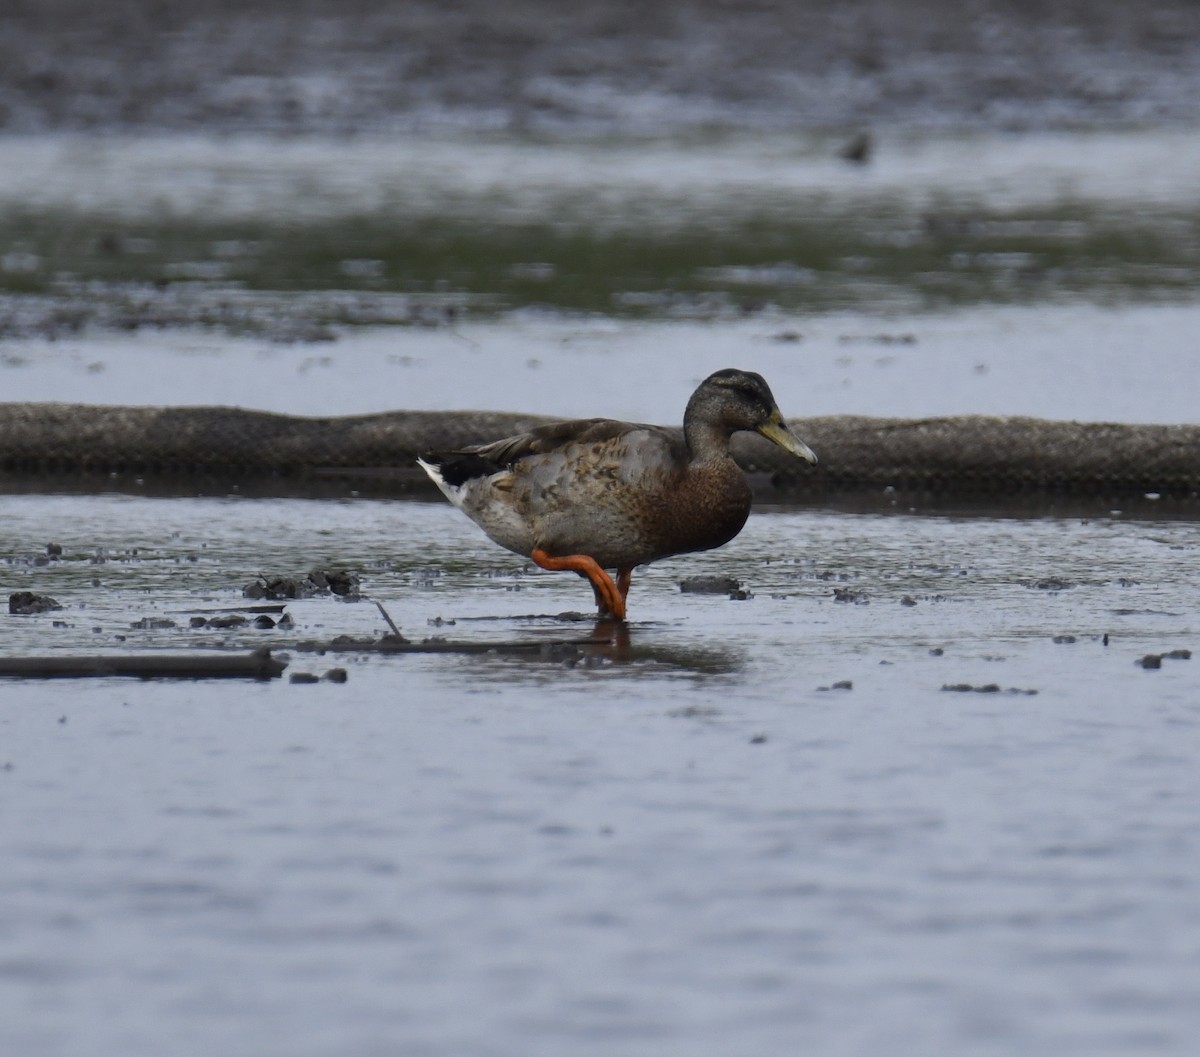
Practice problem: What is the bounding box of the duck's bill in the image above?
[758,414,818,464]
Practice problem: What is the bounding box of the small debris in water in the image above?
[1031,577,1073,591]
[1052,634,1077,643]
[832,587,869,604]
[130,617,177,630]
[838,332,916,345]
[540,642,580,662]
[373,600,403,639]
[749,733,768,744]
[409,566,445,583]
[669,704,720,718]
[941,683,1039,695]
[308,569,361,598]
[900,595,917,606]
[818,680,853,691]
[839,131,872,164]
[9,591,63,615]
[929,647,945,656]
[246,575,318,600]
[679,575,741,595]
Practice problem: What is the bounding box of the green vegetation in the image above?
[2,197,1199,335]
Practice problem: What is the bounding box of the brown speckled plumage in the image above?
[418,369,817,618]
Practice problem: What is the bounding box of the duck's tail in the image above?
[417,452,504,507]
[416,455,458,506]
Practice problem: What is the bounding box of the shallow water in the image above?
[5,303,1200,426]
[2,493,1198,1056]
[5,6,1200,1048]
[3,128,1198,219]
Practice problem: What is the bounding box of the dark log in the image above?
[0,648,286,680]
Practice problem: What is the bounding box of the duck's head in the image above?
[687,369,818,463]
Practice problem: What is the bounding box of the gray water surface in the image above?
[2,495,1198,1057]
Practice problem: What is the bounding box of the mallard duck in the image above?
[418,368,817,620]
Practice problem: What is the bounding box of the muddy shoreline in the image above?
[3,403,1200,515]
[5,2,1200,135]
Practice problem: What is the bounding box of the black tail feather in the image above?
[421,451,505,487]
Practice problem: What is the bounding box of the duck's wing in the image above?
[422,417,691,506]
[421,418,611,486]
[429,417,676,470]
[471,418,641,466]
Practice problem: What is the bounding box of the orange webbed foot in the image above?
[531,548,627,620]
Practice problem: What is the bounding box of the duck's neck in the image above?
[684,417,735,465]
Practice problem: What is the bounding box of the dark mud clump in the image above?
[289,667,350,684]
[1137,649,1191,669]
[9,591,62,614]
[245,569,361,601]
[206,614,248,629]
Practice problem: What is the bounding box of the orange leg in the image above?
[531,548,626,620]
[616,566,633,601]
